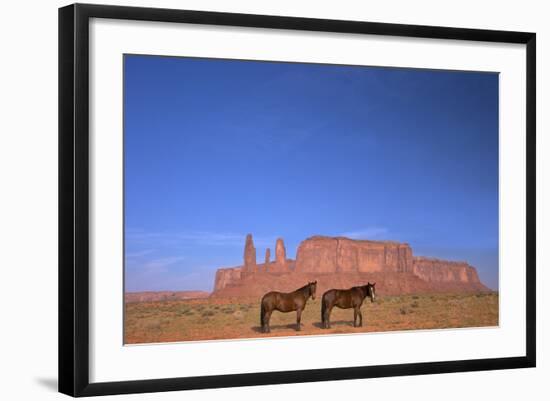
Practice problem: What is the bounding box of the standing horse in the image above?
[321,282,376,329]
[260,281,317,333]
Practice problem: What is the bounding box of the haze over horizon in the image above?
[124,55,499,293]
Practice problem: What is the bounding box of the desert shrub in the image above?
[145,320,161,330]
[201,310,215,318]
[411,301,419,308]
[400,308,408,315]
[412,295,419,300]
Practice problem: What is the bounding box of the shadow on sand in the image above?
[250,323,302,333]
[312,320,355,329]
[250,320,357,333]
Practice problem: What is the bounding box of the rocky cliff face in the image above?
[212,235,489,295]
[214,266,242,292]
[412,256,481,284]
[294,236,413,274]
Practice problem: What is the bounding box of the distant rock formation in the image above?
[212,235,490,297]
[266,238,290,273]
[125,291,209,303]
[265,248,271,265]
[412,256,481,284]
[276,238,286,265]
[243,233,257,274]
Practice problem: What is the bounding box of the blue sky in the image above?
[124,55,499,292]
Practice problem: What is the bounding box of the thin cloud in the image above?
[142,256,186,272]
[126,229,276,248]
[339,227,389,240]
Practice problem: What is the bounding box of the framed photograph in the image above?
[58,3,536,397]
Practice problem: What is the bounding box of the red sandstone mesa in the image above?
[211,235,490,298]
[295,236,413,274]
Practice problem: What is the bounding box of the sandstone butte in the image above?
[211,235,491,298]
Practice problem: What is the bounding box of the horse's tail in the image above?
[260,299,265,328]
[321,294,326,325]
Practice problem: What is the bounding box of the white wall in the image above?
[0,0,547,399]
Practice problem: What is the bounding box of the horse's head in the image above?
[367,282,376,303]
[309,281,317,300]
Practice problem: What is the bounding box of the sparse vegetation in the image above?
[124,292,499,344]
[201,310,216,317]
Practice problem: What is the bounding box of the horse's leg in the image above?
[260,302,265,333]
[353,308,358,327]
[326,306,332,329]
[358,308,363,327]
[296,308,302,331]
[265,309,273,333]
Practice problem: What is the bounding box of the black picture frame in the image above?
[59,3,536,397]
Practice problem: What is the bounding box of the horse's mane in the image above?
[295,282,313,292]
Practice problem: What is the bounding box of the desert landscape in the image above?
[124,234,498,344]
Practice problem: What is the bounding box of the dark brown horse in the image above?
[260,281,317,333]
[321,283,376,329]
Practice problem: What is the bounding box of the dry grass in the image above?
[124,292,499,344]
